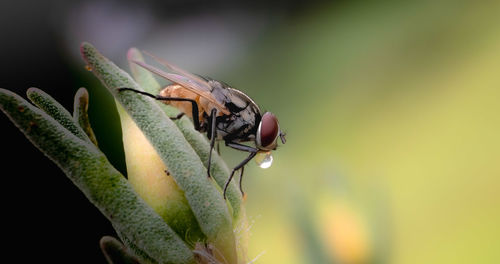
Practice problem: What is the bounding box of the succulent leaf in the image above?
[26,87,91,143]
[73,87,99,146]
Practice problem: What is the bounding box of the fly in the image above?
[118,52,286,199]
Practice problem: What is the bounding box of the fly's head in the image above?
[254,112,286,169]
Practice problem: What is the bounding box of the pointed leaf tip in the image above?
[100,236,140,264]
[73,87,98,146]
[25,87,92,144]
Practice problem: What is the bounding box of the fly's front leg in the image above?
[206,108,218,178]
[226,142,259,153]
[118,88,201,131]
[239,166,245,198]
[223,142,258,199]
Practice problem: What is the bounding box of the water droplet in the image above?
[255,151,273,169]
[85,65,92,71]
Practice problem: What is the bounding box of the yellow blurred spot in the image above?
[322,200,371,264]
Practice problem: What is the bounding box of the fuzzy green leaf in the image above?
[81,42,237,263]
[0,88,195,264]
[26,87,91,143]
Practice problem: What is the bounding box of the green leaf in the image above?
[0,88,195,264]
[81,42,237,263]
[73,87,99,146]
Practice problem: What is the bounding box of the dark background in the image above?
[1,1,112,262]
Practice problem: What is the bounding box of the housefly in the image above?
[119,52,286,199]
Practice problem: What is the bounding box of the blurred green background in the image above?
[2,0,500,263]
[233,2,500,263]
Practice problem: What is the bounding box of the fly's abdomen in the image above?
[159,84,200,119]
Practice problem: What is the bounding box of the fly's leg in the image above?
[170,112,185,120]
[223,142,259,199]
[239,166,245,198]
[206,108,218,178]
[223,150,257,199]
[226,142,259,153]
[117,88,201,131]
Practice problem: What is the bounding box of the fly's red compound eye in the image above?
[257,112,279,150]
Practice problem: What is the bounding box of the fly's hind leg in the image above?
[117,88,201,131]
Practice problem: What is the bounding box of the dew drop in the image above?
[255,151,273,169]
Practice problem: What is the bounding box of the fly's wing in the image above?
[143,51,210,89]
[131,59,229,114]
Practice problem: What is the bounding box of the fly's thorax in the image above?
[195,83,260,142]
[217,107,260,143]
[198,97,226,119]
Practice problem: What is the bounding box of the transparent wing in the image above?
[131,59,229,114]
[143,51,211,91]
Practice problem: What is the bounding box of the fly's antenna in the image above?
[279,131,287,144]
